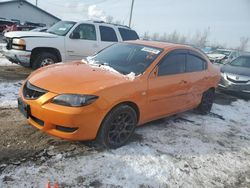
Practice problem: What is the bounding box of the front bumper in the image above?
[19,91,107,141]
[2,47,31,67]
[218,74,250,94]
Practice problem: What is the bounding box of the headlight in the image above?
[12,38,26,50]
[12,38,26,45]
[52,94,98,107]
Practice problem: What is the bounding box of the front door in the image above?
[65,23,99,60]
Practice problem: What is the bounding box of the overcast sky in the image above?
[3,0,250,49]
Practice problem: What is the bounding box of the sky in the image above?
[2,0,250,49]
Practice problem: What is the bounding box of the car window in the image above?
[158,54,186,76]
[71,24,96,40]
[99,26,118,42]
[186,54,206,72]
[118,28,139,41]
[230,56,250,68]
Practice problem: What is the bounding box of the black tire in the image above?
[32,52,58,70]
[97,105,137,149]
[196,89,215,115]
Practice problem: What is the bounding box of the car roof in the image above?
[64,20,131,30]
[126,40,192,50]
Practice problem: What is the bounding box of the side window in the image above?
[186,54,206,72]
[99,26,118,42]
[71,24,96,40]
[158,54,186,76]
[118,28,139,41]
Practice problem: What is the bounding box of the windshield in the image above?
[229,56,250,68]
[47,21,76,36]
[87,43,163,75]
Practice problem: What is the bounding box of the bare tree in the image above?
[238,37,249,51]
[142,32,150,40]
[152,32,160,41]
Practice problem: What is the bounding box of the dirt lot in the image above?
[1,64,250,187]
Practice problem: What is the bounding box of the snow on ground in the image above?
[0,56,17,66]
[0,98,250,187]
[0,81,23,108]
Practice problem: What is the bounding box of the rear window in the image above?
[99,26,118,42]
[118,28,139,41]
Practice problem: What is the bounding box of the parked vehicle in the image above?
[219,55,250,95]
[17,41,220,148]
[3,20,139,69]
[207,49,240,64]
[0,19,15,33]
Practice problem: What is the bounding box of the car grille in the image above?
[23,81,48,100]
[227,76,249,84]
[5,37,12,50]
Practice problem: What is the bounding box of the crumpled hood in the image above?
[4,31,57,38]
[207,53,226,60]
[28,61,131,94]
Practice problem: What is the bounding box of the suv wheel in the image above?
[32,52,58,69]
[97,105,137,149]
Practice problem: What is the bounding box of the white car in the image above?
[2,20,139,69]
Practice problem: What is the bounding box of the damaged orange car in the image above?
[18,40,220,148]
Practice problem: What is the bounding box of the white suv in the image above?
[3,20,139,69]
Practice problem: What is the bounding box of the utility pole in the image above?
[128,0,134,28]
[35,0,38,6]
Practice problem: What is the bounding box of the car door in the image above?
[185,50,210,105]
[97,25,119,51]
[146,50,192,121]
[65,23,99,60]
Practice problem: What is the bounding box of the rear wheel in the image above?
[32,52,58,69]
[196,89,215,115]
[97,105,137,149]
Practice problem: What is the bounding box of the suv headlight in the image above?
[12,38,26,50]
[52,94,98,107]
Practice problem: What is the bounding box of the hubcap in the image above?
[41,58,54,67]
[108,112,135,145]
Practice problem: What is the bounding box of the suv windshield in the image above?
[47,21,76,36]
[230,56,250,68]
[87,43,162,75]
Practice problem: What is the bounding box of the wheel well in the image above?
[96,101,140,139]
[31,47,62,66]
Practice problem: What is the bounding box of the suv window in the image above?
[71,24,96,40]
[186,54,206,72]
[158,53,186,76]
[99,26,118,42]
[118,28,139,41]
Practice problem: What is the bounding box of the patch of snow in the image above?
[1,99,250,187]
[0,81,23,108]
[0,56,17,66]
[125,72,136,80]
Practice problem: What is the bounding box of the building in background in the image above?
[0,0,60,26]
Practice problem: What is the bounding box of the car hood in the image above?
[207,53,226,60]
[221,64,250,77]
[4,31,57,38]
[28,61,132,94]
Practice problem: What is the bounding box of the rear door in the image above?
[146,50,192,120]
[185,50,209,104]
[65,23,99,60]
[97,25,119,51]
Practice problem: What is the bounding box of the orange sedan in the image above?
[18,40,220,148]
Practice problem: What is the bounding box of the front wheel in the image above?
[196,89,215,115]
[32,52,58,69]
[97,105,137,149]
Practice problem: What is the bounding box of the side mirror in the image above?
[70,32,80,39]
